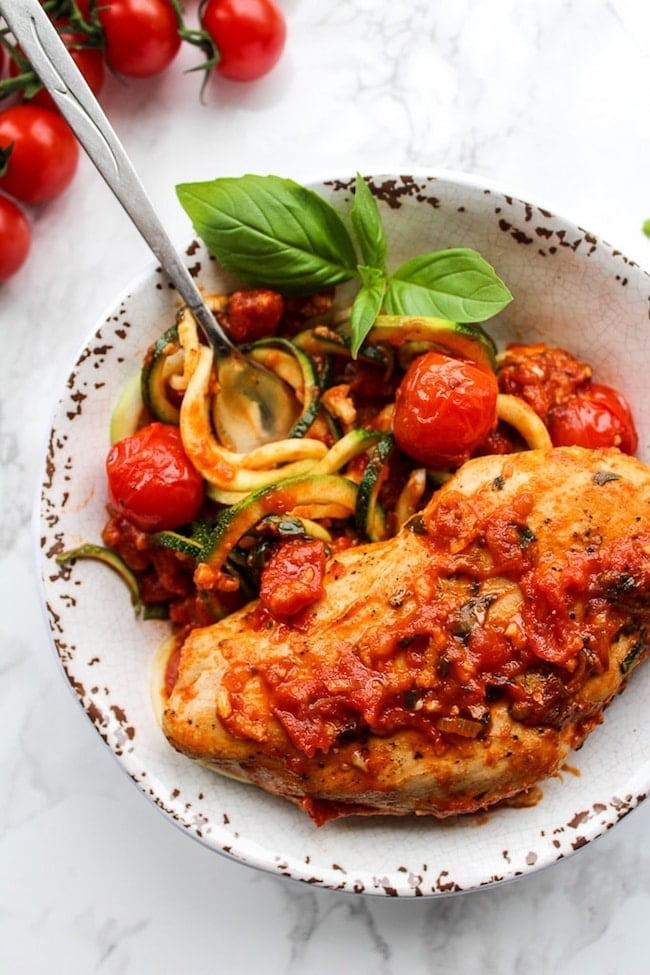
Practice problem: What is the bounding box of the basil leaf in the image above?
[176,174,359,295]
[350,265,387,356]
[386,248,513,322]
[351,173,387,270]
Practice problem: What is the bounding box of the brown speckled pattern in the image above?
[37,172,650,896]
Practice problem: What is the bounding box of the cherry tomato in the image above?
[74,0,94,17]
[0,105,79,204]
[97,0,181,78]
[547,383,638,454]
[392,351,499,468]
[0,194,31,282]
[221,288,284,342]
[259,538,327,620]
[201,0,286,81]
[106,422,204,532]
[59,43,105,99]
[9,28,105,109]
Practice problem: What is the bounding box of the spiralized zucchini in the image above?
[102,293,578,619]
[497,394,553,450]
[132,303,563,545]
[180,345,328,491]
[172,305,202,391]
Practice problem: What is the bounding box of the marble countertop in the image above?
[3,1,650,971]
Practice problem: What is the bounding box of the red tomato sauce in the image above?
[259,538,327,620]
[101,290,641,738]
[249,492,649,757]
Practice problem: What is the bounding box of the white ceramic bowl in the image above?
[37,171,650,897]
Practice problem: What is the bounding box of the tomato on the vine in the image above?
[0,104,79,204]
[74,0,95,18]
[201,0,286,81]
[96,0,181,78]
[106,422,204,532]
[0,195,31,282]
[56,42,105,100]
[392,351,499,468]
[9,27,105,109]
[548,382,638,454]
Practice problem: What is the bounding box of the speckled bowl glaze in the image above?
[38,172,650,897]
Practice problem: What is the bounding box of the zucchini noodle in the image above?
[497,394,553,450]
[169,305,202,392]
[394,468,428,529]
[96,288,625,629]
[180,345,328,491]
[247,345,305,391]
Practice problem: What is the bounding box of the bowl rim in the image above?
[34,168,650,897]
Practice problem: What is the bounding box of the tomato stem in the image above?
[0,143,14,180]
[0,4,103,105]
[66,1,105,47]
[168,0,222,101]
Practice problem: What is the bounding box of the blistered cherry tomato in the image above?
[392,351,499,468]
[0,194,31,281]
[259,538,327,620]
[548,383,638,454]
[97,0,181,78]
[201,0,286,81]
[0,104,79,204]
[221,288,284,342]
[106,422,204,532]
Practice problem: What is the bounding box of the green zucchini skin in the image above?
[369,315,497,371]
[55,543,141,608]
[141,325,183,424]
[153,531,204,559]
[355,433,394,541]
[293,326,392,368]
[92,306,501,616]
[246,336,322,439]
[109,372,144,444]
[313,427,385,475]
[201,473,359,575]
[293,316,496,374]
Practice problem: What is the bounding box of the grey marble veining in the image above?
[3,0,650,971]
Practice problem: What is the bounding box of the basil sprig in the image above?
[176,173,512,355]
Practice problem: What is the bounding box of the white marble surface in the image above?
[3,0,650,971]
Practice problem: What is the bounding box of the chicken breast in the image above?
[162,446,650,824]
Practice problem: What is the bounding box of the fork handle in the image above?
[0,0,233,357]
